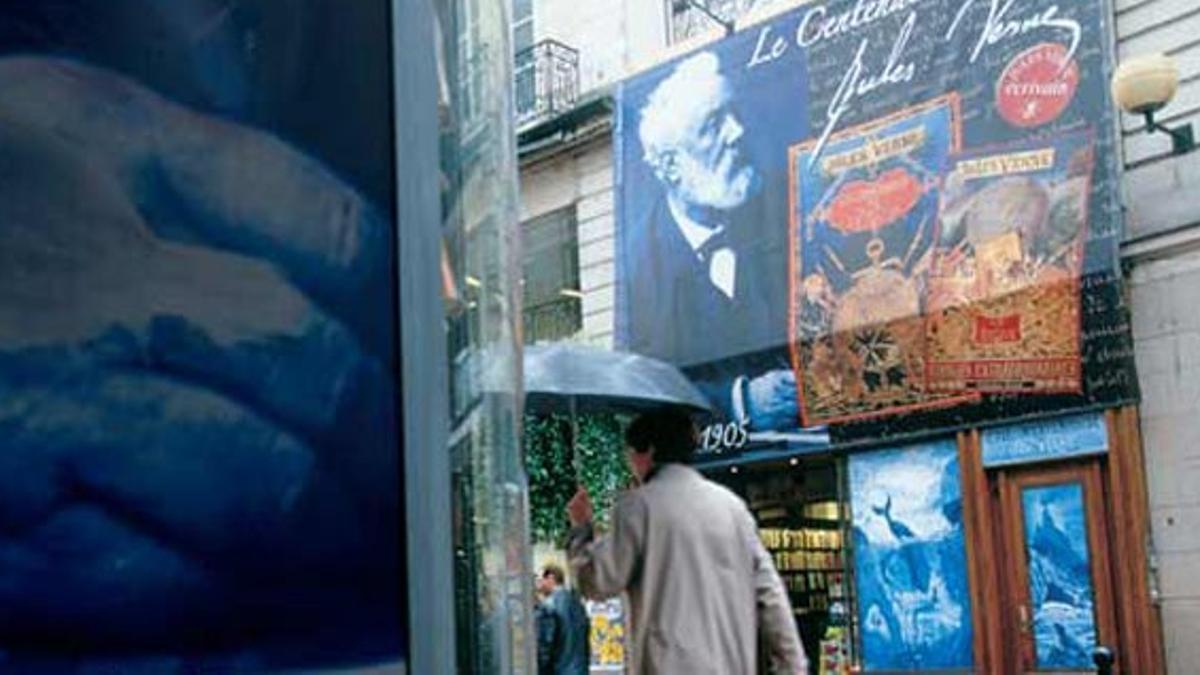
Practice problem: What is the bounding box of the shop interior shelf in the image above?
[764,545,843,551]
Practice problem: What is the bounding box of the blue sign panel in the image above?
[849,440,974,670]
[1022,483,1098,669]
[982,413,1108,468]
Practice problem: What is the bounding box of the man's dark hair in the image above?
[541,563,565,585]
[625,409,698,464]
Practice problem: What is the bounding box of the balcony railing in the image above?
[523,297,582,344]
[515,39,580,128]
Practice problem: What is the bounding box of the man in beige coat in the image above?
[566,410,808,675]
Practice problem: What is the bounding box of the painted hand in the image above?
[0,58,399,648]
[745,368,800,431]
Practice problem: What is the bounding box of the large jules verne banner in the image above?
[614,0,1136,446]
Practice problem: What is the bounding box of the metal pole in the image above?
[394,0,457,669]
[570,396,583,483]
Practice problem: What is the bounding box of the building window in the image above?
[522,206,582,343]
[512,0,535,117]
[668,0,785,43]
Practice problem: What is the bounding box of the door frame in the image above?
[957,408,1165,674]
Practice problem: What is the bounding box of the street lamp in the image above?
[1112,53,1195,156]
[671,0,735,36]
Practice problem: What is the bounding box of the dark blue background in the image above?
[614,10,815,448]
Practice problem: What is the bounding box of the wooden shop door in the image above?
[991,462,1119,673]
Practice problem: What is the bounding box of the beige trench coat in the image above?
[568,464,808,675]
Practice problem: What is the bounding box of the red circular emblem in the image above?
[996,43,1079,128]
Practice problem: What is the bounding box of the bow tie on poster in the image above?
[694,226,737,300]
[695,227,731,263]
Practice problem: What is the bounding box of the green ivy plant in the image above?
[524,413,632,545]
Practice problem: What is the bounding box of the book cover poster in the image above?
[926,133,1093,393]
[789,96,974,426]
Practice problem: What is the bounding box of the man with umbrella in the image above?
[565,409,807,674]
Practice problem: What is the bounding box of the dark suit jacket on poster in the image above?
[619,186,789,370]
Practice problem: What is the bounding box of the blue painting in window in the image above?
[1022,483,1097,669]
[850,440,973,670]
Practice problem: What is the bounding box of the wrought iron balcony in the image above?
[515,39,580,128]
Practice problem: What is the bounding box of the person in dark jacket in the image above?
[535,585,560,675]
[535,563,591,675]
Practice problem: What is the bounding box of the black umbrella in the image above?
[499,342,713,478]
[522,342,712,415]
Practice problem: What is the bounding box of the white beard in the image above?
[676,162,757,211]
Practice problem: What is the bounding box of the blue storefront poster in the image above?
[1022,483,1098,669]
[849,440,974,670]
